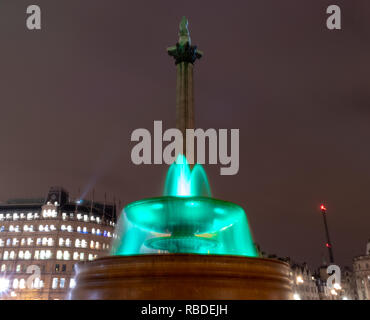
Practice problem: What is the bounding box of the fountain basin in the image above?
[70,254,293,300]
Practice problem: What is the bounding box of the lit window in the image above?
[42,237,47,246]
[0,214,4,221]
[21,238,26,246]
[61,225,66,231]
[50,225,56,231]
[39,225,44,232]
[92,228,95,234]
[56,250,62,260]
[81,240,87,248]
[1,264,6,272]
[0,277,9,291]
[88,254,93,261]
[40,250,46,260]
[13,213,19,220]
[51,210,57,218]
[12,238,19,246]
[48,238,53,246]
[77,214,82,220]
[95,242,100,250]
[62,213,67,220]
[0,239,4,247]
[24,251,31,260]
[67,225,73,232]
[75,239,81,248]
[69,278,76,289]
[29,225,34,232]
[20,213,25,219]
[23,225,29,232]
[9,225,14,232]
[6,239,11,246]
[9,251,15,260]
[80,252,84,261]
[65,239,71,247]
[15,225,20,232]
[60,278,65,288]
[90,241,94,249]
[52,278,58,289]
[97,229,101,236]
[59,238,64,246]
[18,251,24,259]
[27,213,33,220]
[83,227,87,234]
[13,279,19,289]
[91,216,95,221]
[34,212,39,219]
[63,251,70,260]
[19,279,26,289]
[84,215,89,222]
[36,238,41,245]
[33,277,40,289]
[73,252,79,261]
[44,225,50,232]
[45,250,52,259]
[34,250,39,260]
[107,232,111,238]
[77,226,81,233]
[16,264,21,272]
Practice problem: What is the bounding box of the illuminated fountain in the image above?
[111,155,257,257]
[70,17,292,300]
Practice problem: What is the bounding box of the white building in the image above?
[0,187,117,300]
[353,240,370,300]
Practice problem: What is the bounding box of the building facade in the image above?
[289,262,320,300]
[0,187,117,300]
[353,240,370,300]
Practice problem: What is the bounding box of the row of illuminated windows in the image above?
[56,251,97,261]
[0,212,41,221]
[52,277,76,289]
[0,250,98,261]
[0,212,115,227]
[0,237,109,250]
[0,278,44,290]
[0,224,57,232]
[0,224,114,238]
[0,277,76,291]
[1,263,64,273]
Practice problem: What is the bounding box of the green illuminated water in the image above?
[111,155,258,257]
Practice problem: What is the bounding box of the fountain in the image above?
[70,17,292,300]
[110,155,257,257]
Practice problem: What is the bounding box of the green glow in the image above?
[163,154,211,197]
[111,155,258,257]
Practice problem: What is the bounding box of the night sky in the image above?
[0,1,369,268]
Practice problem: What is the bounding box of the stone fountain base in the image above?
[70,254,293,300]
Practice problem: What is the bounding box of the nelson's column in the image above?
[167,16,202,155]
[70,18,292,300]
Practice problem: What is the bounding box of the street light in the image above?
[293,293,301,300]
